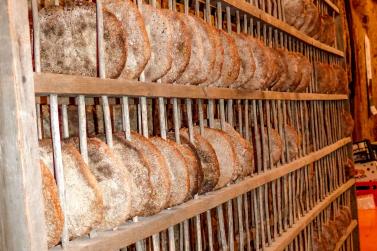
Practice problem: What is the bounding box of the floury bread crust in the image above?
[39,140,104,239]
[161,11,192,83]
[39,2,127,78]
[103,0,151,80]
[140,4,173,82]
[67,137,132,230]
[40,160,64,248]
[150,137,190,207]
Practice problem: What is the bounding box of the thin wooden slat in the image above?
[34,73,348,101]
[264,179,355,251]
[50,138,351,251]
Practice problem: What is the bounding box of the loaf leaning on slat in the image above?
[140,4,173,82]
[40,160,64,248]
[177,15,216,85]
[161,10,192,83]
[98,135,153,217]
[283,124,301,160]
[103,0,151,80]
[39,1,127,78]
[212,120,254,179]
[194,127,239,188]
[179,128,220,194]
[116,132,171,214]
[212,30,240,88]
[283,0,307,29]
[150,137,190,207]
[67,137,132,230]
[230,32,256,89]
[39,140,104,239]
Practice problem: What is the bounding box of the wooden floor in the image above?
[358,209,377,251]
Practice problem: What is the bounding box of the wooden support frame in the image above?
[0,0,47,250]
[50,138,351,251]
[34,73,348,101]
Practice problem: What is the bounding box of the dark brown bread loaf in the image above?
[40,160,64,248]
[103,0,151,80]
[300,1,321,36]
[194,127,239,188]
[202,27,224,86]
[212,120,254,178]
[245,37,271,90]
[150,137,190,207]
[67,137,132,230]
[321,223,338,251]
[140,4,173,82]
[39,2,127,78]
[264,47,281,89]
[161,11,192,83]
[119,132,171,214]
[39,140,104,239]
[333,64,349,94]
[180,129,220,194]
[211,30,240,88]
[231,33,256,88]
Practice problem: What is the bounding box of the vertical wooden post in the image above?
[0,0,47,250]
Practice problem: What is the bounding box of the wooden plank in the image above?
[215,0,343,56]
[264,179,356,251]
[34,73,348,101]
[0,0,47,250]
[50,138,351,251]
[334,220,358,251]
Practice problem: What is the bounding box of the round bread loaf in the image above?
[39,2,127,78]
[117,132,171,214]
[140,4,173,82]
[67,137,132,230]
[270,48,289,91]
[321,222,338,250]
[39,140,104,239]
[150,137,190,207]
[287,52,303,91]
[40,160,64,248]
[177,15,216,85]
[201,26,224,86]
[175,15,205,85]
[295,55,312,92]
[301,1,321,37]
[256,127,283,167]
[264,47,281,89]
[180,128,220,194]
[103,0,151,80]
[312,235,325,251]
[333,64,348,94]
[174,141,202,198]
[194,127,239,188]
[161,11,192,83]
[100,135,153,217]
[212,30,240,88]
[231,33,256,89]
[245,37,271,90]
[316,62,335,93]
[283,124,301,160]
[283,0,306,29]
[212,120,254,178]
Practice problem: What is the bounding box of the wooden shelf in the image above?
[334,220,358,251]
[50,137,351,251]
[216,0,343,57]
[34,73,348,101]
[265,179,356,251]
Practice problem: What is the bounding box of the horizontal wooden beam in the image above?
[34,73,348,101]
[265,179,356,251]
[50,137,351,251]
[217,0,343,56]
[334,220,358,251]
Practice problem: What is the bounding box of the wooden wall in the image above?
[348,0,377,142]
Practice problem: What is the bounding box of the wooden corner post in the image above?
[0,0,47,250]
